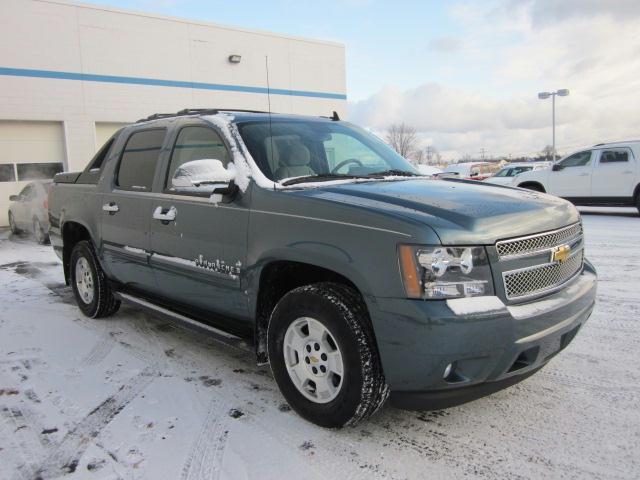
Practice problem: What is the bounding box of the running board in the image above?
[114,292,252,353]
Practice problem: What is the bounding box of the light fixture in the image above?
[538,89,570,160]
[228,54,242,64]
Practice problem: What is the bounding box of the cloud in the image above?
[348,1,640,160]
[428,36,463,53]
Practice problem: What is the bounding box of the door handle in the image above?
[102,202,119,213]
[623,170,633,174]
[578,173,589,177]
[153,206,177,222]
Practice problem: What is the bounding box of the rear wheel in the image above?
[8,211,20,234]
[33,218,48,245]
[70,240,120,318]
[636,193,640,216]
[268,282,389,428]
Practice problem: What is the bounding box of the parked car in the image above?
[512,141,640,213]
[414,164,442,176]
[8,180,52,244]
[49,109,597,428]
[484,162,550,186]
[440,162,499,180]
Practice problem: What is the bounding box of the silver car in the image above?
[8,181,52,244]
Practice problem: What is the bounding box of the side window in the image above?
[599,150,628,164]
[470,166,480,177]
[166,126,230,189]
[77,137,115,184]
[558,151,592,168]
[19,185,33,199]
[116,129,166,191]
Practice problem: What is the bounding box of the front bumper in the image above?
[367,260,597,410]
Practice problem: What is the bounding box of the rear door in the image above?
[100,128,166,292]
[592,148,636,198]
[547,150,593,197]
[148,121,250,325]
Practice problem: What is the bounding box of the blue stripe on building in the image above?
[0,66,347,100]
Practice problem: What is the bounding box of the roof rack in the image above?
[135,108,341,123]
[136,108,273,123]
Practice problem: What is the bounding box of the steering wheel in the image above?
[331,158,363,174]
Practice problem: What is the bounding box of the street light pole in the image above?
[538,89,569,161]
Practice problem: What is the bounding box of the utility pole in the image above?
[480,148,486,160]
[426,145,432,165]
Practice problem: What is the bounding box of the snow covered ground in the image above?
[0,210,638,480]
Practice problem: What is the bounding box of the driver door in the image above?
[148,122,250,324]
[548,150,593,198]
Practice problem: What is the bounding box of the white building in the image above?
[0,0,346,225]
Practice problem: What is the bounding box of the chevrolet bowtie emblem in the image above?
[552,244,571,263]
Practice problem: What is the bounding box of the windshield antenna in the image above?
[265,55,276,191]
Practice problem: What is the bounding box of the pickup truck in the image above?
[512,140,640,213]
[49,109,597,428]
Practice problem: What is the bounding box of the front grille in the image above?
[503,250,583,300]
[496,223,583,259]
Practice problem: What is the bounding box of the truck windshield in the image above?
[236,119,418,183]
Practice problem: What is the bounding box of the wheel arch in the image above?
[252,259,368,365]
[517,181,546,193]
[61,220,96,285]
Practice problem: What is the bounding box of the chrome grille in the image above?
[503,250,583,300]
[496,223,583,259]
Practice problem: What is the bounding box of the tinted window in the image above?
[16,162,64,181]
[559,151,591,168]
[166,126,230,188]
[117,129,166,190]
[0,164,15,182]
[599,150,628,163]
[78,138,115,184]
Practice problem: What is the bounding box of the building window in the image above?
[16,162,63,181]
[0,164,16,182]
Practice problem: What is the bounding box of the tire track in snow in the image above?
[181,400,231,480]
[0,404,48,480]
[80,329,117,367]
[30,367,156,479]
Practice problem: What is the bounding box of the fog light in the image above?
[443,363,453,379]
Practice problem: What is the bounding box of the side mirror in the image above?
[9,195,18,201]
[552,164,564,171]
[171,159,238,201]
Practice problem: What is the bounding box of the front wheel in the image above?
[268,282,389,428]
[70,240,120,318]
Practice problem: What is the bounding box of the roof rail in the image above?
[136,108,274,123]
[135,108,339,124]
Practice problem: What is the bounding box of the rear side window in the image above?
[117,129,166,190]
[599,150,628,163]
[78,137,115,184]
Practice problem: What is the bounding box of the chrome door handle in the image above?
[102,202,119,213]
[153,206,177,222]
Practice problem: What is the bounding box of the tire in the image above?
[33,217,49,245]
[69,240,120,318]
[636,193,640,216]
[8,211,20,234]
[268,282,389,428]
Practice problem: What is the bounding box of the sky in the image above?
[79,0,640,161]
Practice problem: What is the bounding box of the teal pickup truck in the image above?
[48,109,597,428]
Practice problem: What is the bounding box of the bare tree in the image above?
[386,123,418,159]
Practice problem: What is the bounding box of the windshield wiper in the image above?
[367,169,420,177]
[281,173,373,186]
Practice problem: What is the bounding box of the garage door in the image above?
[0,121,65,226]
[95,122,128,150]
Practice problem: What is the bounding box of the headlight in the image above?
[398,245,494,299]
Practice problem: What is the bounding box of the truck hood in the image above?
[313,179,580,244]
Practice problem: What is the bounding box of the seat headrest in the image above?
[282,143,311,166]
